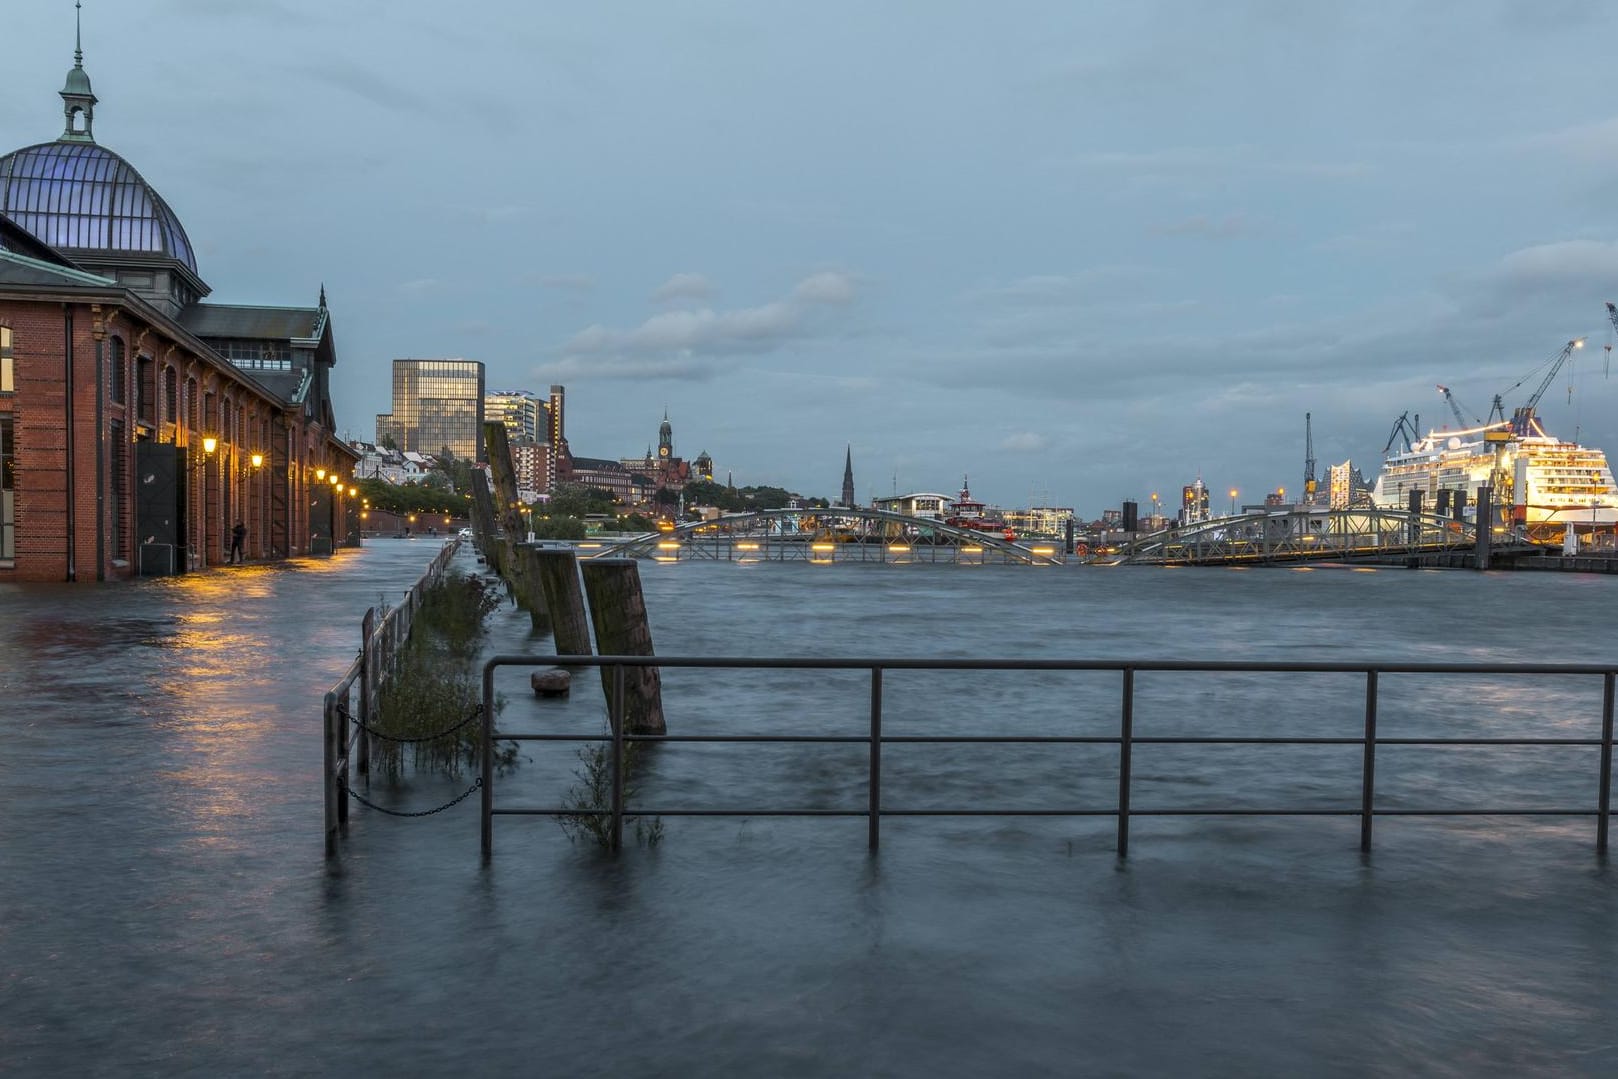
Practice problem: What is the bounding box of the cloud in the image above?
[652,272,716,303]
[397,278,442,295]
[555,272,860,377]
[792,271,858,305]
[536,355,715,381]
[998,432,1050,453]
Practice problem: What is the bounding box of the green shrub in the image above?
[372,573,516,781]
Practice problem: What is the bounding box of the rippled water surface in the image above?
[4,543,1617,1076]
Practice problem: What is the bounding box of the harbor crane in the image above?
[1302,412,1317,505]
[1605,302,1618,377]
[1435,384,1480,428]
[1498,338,1583,437]
[1382,411,1419,455]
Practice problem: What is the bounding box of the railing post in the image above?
[869,666,883,852]
[611,662,626,852]
[1117,666,1134,858]
[1599,671,1614,855]
[323,691,338,859]
[481,661,495,860]
[1361,670,1378,853]
[357,607,375,776]
[337,688,350,830]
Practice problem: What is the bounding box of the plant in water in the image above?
[557,723,664,848]
[372,572,517,781]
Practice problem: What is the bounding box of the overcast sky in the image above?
[10,1,1618,514]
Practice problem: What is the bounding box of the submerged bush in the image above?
[372,573,516,781]
[558,734,663,849]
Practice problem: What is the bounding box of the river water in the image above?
[3,541,1617,1077]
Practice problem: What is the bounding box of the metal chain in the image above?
[337,702,483,744]
[338,775,483,817]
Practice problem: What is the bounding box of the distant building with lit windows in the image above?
[376,358,485,461]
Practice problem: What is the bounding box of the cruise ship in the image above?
[1372,417,1618,535]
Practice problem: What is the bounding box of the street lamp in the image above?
[1229,488,1238,515]
[315,467,326,482]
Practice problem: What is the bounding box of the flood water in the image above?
[3,541,1617,1077]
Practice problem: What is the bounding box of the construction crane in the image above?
[1605,302,1618,377]
[1435,384,1480,429]
[1382,411,1419,455]
[1302,412,1317,505]
[1498,338,1584,436]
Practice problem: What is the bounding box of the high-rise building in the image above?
[485,390,547,445]
[376,358,485,461]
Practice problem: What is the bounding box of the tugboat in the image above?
[945,477,1016,540]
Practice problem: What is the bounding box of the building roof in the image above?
[0,140,197,275]
[0,246,116,289]
[179,303,327,343]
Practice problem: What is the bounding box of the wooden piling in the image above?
[534,547,593,657]
[1475,485,1493,571]
[580,557,666,735]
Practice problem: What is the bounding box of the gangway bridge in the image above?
[587,507,1067,565]
[1107,506,1538,567]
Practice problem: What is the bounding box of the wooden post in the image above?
[1475,485,1493,571]
[469,470,501,572]
[580,558,666,735]
[534,547,593,656]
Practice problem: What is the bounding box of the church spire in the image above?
[59,2,98,143]
[841,445,855,508]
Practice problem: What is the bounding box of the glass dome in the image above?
[0,140,196,274]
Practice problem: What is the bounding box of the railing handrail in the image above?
[478,653,1618,861]
[487,653,1618,676]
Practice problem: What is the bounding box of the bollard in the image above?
[580,558,666,735]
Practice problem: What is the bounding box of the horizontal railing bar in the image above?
[488,654,1618,676]
[492,806,1602,819]
[491,731,1606,748]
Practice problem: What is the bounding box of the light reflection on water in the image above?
[3,547,1618,1075]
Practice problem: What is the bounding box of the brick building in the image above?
[0,32,356,581]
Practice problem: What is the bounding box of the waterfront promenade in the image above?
[3,545,1617,1076]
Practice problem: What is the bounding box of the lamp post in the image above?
[1229,488,1238,516]
[199,436,218,567]
[1150,492,1159,527]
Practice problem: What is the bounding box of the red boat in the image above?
[944,477,1016,541]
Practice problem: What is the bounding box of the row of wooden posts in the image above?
[471,421,666,735]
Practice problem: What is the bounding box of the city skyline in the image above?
[8,3,1618,514]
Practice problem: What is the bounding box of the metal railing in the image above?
[479,655,1617,859]
[322,538,461,857]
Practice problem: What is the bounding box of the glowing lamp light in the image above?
[735,542,760,551]
[656,541,682,551]
[1030,546,1055,556]
[251,452,264,469]
[887,544,911,553]
[316,468,326,481]
[963,545,984,554]
[810,542,836,552]
[201,436,218,455]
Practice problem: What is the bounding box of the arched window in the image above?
[108,337,126,405]
[163,367,178,428]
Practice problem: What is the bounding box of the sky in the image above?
[8,1,1618,516]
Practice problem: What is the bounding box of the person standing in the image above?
[229,521,246,564]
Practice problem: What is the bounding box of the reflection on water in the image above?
[3,547,1618,1076]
